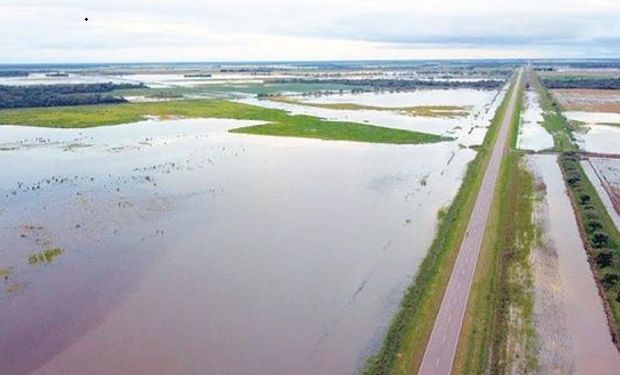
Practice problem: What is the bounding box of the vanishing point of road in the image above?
[418,70,523,375]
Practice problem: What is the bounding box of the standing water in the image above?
[1,119,473,374]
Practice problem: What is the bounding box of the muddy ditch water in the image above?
[528,155,620,374]
[1,118,476,374]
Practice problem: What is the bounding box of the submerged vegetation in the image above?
[27,248,63,265]
[0,99,449,144]
[363,77,516,375]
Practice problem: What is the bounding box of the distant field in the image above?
[0,99,449,145]
[551,89,620,113]
[111,82,366,98]
[268,96,470,118]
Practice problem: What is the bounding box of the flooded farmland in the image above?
[1,115,477,374]
[243,87,505,144]
[528,155,620,374]
[583,157,620,228]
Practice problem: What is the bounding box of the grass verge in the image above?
[453,83,539,374]
[0,100,448,145]
[362,77,516,375]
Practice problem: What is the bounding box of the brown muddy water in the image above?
[528,155,620,374]
[1,119,474,374]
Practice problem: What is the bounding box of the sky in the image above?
[1,0,620,63]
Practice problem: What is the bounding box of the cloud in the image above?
[1,0,619,62]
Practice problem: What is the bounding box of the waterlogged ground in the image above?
[518,90,553,152]
[0,117,476,374]
[241,87,506,145]
[583,158,620,229]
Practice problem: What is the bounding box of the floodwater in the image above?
[564,111,620,125]
[241,87,506,144]
[528,155,620,374]
[583,158,620,229]
[0,118,474,374]
[517,90,553,151]
[573,125,620,155]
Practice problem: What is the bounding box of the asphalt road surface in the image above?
[418,70,522,375]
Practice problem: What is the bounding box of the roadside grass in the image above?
[454,83,539,374]
[0,100,448,145]
[529,72,578,152]
[268,95,470,118]
[536,71,620,350]
[362,77,516,375]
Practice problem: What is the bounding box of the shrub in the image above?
[591,231,610,248]
[595,251,614,268]
[602,273,620,290]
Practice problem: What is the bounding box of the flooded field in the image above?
[572,124,620,154]
[552,89,620,113]
[528,155,620,374]
[243,87,506,145]
[517,89,553,151]
[0,118,475,374]
[564,111,620,125]
[583,157,620,228]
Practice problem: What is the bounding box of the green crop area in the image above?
[454,83,538,374]
[269,96,470,118]
[363,76,516,375]
[0,100,449,145]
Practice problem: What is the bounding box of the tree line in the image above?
[542,77,620,90]
[0,83,145,109]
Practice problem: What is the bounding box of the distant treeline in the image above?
[268,78,504,90]
[0,71,29,77]
[0,82,145,109]
[542,77,620,90]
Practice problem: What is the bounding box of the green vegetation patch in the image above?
[0,267,13,278]
[28,248,63,265]
[0,99,449,145]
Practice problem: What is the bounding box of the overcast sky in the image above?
[2,0,620,63]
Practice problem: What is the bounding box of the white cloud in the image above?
[1,0,619,62]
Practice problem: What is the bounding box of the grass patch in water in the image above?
[0,100,449,145]
[28,248,63,265]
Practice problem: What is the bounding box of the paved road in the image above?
[418,70,523,375]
